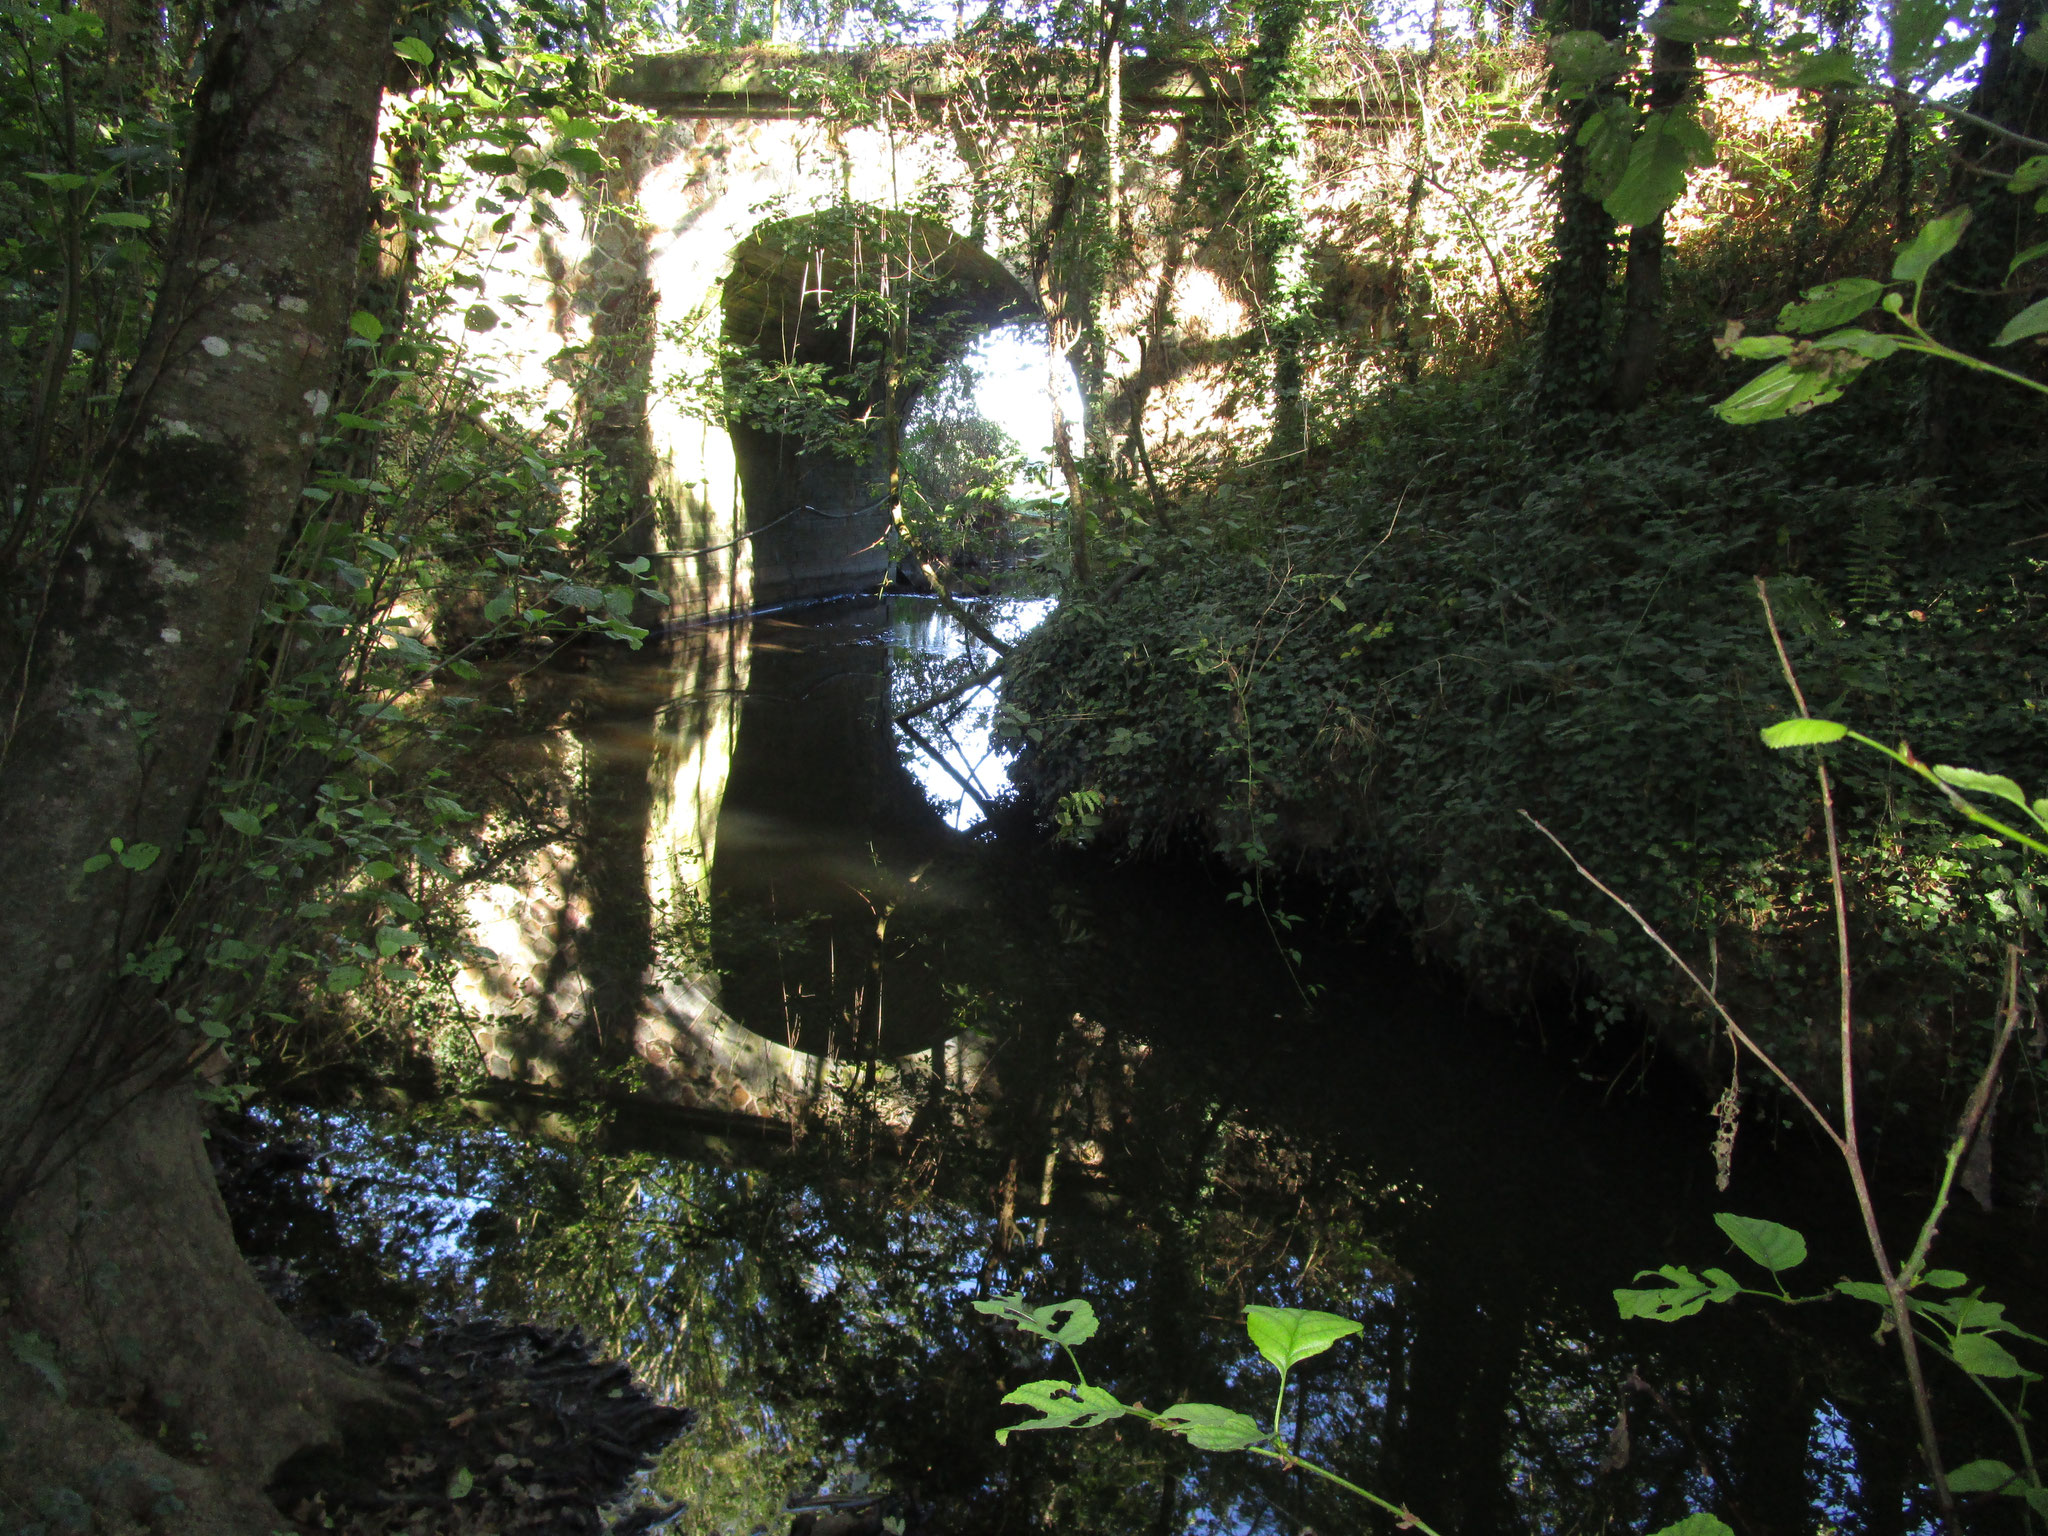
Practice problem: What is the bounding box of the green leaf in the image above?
[557,144,606,176]
[325,965,366,993]
[1921,1269,1968,1289]
[1156,1402,1270,1451]
[1604,111,1710,227]
[971,1294,1100,1347]
[1811,328,1899,359]
[94,210,151,229]
[376,925,418,957]
[1550,29,1627,83]
[1933,765,2030,811]
[1952,1331,2032,1379]
[524,165,570,196]
[993,1380,1126,1443]
[1787,47,1861,86]
[2012,157,2048,196]
[1715,1212,1806,1272]
[554,583,606,610]
[82,853,111,873]
[1778,278,1885,334]
[1729,335,1795,358]
[1992,297,2048,348]
[1835,1279,1891,1306]
[1242,1306,1363,1371]
[1891,209,1971,283]
[1649,1517,1734,1536]
[464,303,499,333]
[220,808,264,836]
[446,1466,473,1499]
[1760,718,1848,748]
[1713,360,1846,423]
[117,841,161,871]
[349,310,384,342]
[1642,0,1739,40]
[467,153,521,177]
[7,1332,65,1401]
[483,591,515,624]
[1615,1265,1734,1322]
[1947,1458,2020,1493]
[2008,243,2048,287]
[393,35,434,65]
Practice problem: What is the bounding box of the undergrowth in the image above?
[1001,364,2048,1172]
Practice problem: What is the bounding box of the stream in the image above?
[251,594,1985,1536]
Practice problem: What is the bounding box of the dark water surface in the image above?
[265,596,1992,1536]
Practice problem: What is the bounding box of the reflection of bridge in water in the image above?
[455,596,1011,1137]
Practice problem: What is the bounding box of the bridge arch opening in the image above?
[719,206,1035,607]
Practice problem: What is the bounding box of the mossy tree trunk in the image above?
[0,0,405,1519]
[1609,32,1696,410]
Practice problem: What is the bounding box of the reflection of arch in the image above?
[721,208,1033,606]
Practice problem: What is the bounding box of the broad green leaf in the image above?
[1616,1264,1738,1322]
[1605,111,1710,228]
[993,1380,1126,1443]
[1156,1402,1270,1451]
[1760,718,1847,748]
[554,583,606,610]
[2024,28,2048,66]
[1787,47,1860,86]
[1921,1269,1968,1289]
[1891,209,1971,283]
[1836,1279,1891,1306]
[350,311,384,342]
[446,1465,473,1499]
[94,211,151,229]
[2009,241,2048,280]
[1649,1517,1734,1536]
[524,165,570,196]
[1549,29,1627,84]
[1713,360,1846,423]
[1243,1306,1363,1371]
[117,841,161,871]
[1715,1212,1806,1272]
[1729,335,1794,358]
[971,1295,1100,1347]
[220,808,263,836]
[483,591,515,624]
[1933,765,2029,811]
[1779,279,1884,334]
[325,964,366,993]
[464,303,499,333]
[7,1332,65,1401]
[393,35,434,64]
[1947,1458,2020,1493]
[1811,328,1899,359]
[557,144,606,176]
[2013,157,2048,196]
[1992,297,2048,348]
[1952,1331,2031,1379]
[1642,0,1739,40]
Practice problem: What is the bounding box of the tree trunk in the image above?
[1610,34,1696,410]
[0,0,406,1518]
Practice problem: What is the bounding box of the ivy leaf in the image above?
[1760,718,1847,748]
[1715,1213,1806,1272]
[1992,297,2048,348]
[1891,209,1971,283]
[1156,1402,1270,1451]
[1778,278,1884,334]
[1242,1306,1362,1371]
[992,1380,1126,1443]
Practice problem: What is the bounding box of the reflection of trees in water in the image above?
[271,972,1941,1535]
